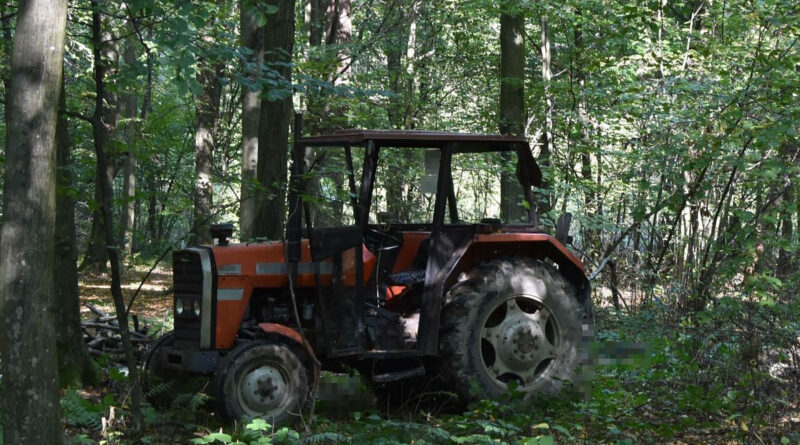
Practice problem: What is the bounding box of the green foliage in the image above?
[61,390,113,431]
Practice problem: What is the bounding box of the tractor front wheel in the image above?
[214,341,310,423]
[439,258,587,404]
[141,332,180,407]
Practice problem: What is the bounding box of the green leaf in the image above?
[521,436,554,445]
[245,418,270,432]
[204,432,232,443]
[551,425,572,437]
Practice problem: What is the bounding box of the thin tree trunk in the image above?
[193,63,222,245]
[253,0,295,240]
[777,185,794,280]
[306,0,327,134]
[83,6,120,271]
[239,0,263,241]
[777,143,797,281]
[499,11,525,222]
[0,1,68,442]
[0,0,13,111]
[304,0,353,226]
[142,48,157,248]
[120,36,137,257]
[134,44,153,252]
[383,0,407,129]
[90,1,143,431]
[402,1,417,129]
[538,14,554,213]
[574,18,596,249]
[55,70,96,387]
[307,0,352,133]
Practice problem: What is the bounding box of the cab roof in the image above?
[298,129,530,152]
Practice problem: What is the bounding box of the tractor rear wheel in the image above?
[214,341,310,423]
[439,257,587,404]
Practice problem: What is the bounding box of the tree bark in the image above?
[306,0,352,133]
[574,16,597,249]
[55,70,96,388]
[193,63,222,245]
[383,0,409,129]
[0,1,68,443]
[0,0,13,110]
[777,143,797,282]
[253,0,295,240]
[239,0,264,241]
[499,11,526,222]
[82,4,120,271]
[536,13,554,214]
[119,35,137,257]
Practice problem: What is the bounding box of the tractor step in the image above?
[372,364,426,383]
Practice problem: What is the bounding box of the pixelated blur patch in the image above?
[578,341,651,400]
[315,373,376,415]
[589,342,651,367]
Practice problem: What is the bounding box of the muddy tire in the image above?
[214,341,310,423]
[439,257,587,405]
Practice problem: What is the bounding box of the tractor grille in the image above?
[173,250,204,345]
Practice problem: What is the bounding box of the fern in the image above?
[170,391,210,411]
[302,432,347,443]
[144,380,175,399]
[61,390,103,431]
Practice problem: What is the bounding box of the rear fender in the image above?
[451,235,591,310]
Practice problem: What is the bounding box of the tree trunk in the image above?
[536,14,555,214]
[499,11,526,222]
[383,1,408,130]
[119,36,137,257]
[0,1,68,442]
[193,63,222,245]
[90,1,143,431]
[777,143,797,282]
[239,0,264,241]
[304,0,352,226]
[55,70,96,388]
[0,0,13,111]
[253,0,295,240]
[82,6,120,271]
[306,0,353,133]
[574,18,596,249]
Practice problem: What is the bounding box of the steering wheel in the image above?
[364,226,403,253]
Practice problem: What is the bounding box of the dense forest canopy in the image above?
[0,0,798,442]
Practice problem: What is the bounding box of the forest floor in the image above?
[64,266,800,444]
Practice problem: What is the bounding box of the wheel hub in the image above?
[240,365,286,414]
[497,319,544,368]
[513,326,537,354]
[480,296,560,388]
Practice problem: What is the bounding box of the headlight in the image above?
[176,299,184,315]
[193,299,201,316]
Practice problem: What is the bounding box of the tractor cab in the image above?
[290,131,556,358]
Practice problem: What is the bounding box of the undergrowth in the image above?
[53,295,800,444]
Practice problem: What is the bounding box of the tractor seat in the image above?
[385,237,430,287]
[386,269,426,287]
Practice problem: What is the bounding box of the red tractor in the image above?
[144,130,591,422]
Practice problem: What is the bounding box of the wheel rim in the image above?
[479,295,561,390]
[238,363,290,418]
